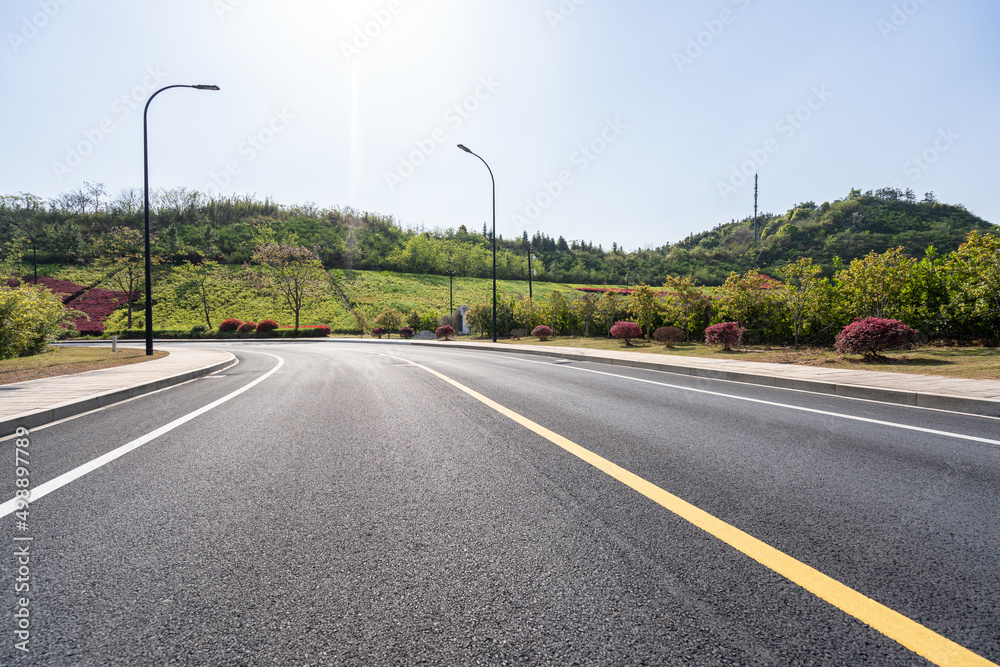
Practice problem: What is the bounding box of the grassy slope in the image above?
[40,264,593,332]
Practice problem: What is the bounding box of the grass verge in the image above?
[0,346,169,386]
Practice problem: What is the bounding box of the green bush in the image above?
[0,283,77,359]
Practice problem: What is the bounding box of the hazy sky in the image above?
[3,0,998,250]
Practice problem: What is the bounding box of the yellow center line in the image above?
[390,354,997,667]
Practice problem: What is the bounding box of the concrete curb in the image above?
[1,352,238,433]
[398,340,1000,418]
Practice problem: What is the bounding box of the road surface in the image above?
[2,342,998,665]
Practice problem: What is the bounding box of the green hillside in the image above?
[35,264,590,333]
[3,185,995,288]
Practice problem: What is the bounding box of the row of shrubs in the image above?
[215,318,332,337]
[589,317,920,360]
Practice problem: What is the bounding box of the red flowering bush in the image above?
[237,321,257,334]
[835,317,920,359]
[435,325,455,340]
[256,319,279,334]
[218,318,242,332]
[653,326,686,347]
[398,326,414,339]
[531,325,553,341]
[371,326,386,339]
[275,325,331,337]
[610,321,643,346]
[705,322,745,350]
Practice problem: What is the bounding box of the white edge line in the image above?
[473,352,1000,448]
[0,355,243,442]
[0,352,284,518]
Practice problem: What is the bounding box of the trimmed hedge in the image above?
[218,317,242,332]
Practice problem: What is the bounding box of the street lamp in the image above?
[456,144,496,342]
[4,220,36,284]
[143,84,220,356]
[527,242,534,301]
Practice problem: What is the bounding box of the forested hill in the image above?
[1,185,995,286]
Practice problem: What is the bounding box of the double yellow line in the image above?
[390,354,996,667]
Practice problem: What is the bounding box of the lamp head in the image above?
[457,144,471,153]
[193,85,221,90]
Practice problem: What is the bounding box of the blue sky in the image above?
[3,0,998,251]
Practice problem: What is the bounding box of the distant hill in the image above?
[661,187,997,284]
[2,186,995,287]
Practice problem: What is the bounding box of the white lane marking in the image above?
[488,352,1000,421]
[0,352,284,518]
[463,352,1000,448]
[0,354,243,442]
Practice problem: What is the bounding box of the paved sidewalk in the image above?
[0,346,235,432]
[406,340,1000,417]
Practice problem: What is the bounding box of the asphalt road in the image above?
[2,342,999,665]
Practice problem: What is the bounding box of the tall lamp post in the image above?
[456,144,496,342]
[143,83,220,356]
[5,220,37,284]
[527,244,534,301]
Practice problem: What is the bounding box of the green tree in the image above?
[661,275,709,341]
[93,226,153,329]
[944,231,1000,337]
[775,258,831,347]
[597,289,621,337]
[0,283,78,359]
[715,269,787,344]
[572,292,600,337]
[374,307,403,332]
[834,247,920,325]
[628,284,660,338]
[175,256,222,329]
[248,242,330,330]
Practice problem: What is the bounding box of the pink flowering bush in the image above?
[705,322,745,350]
[371,326,386,339]
[610,321,643,346]
[398,326,414,339]
[435,325,455,340]
[237,321,257,334]
[531,325,553,341]
[835,317,920,359]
